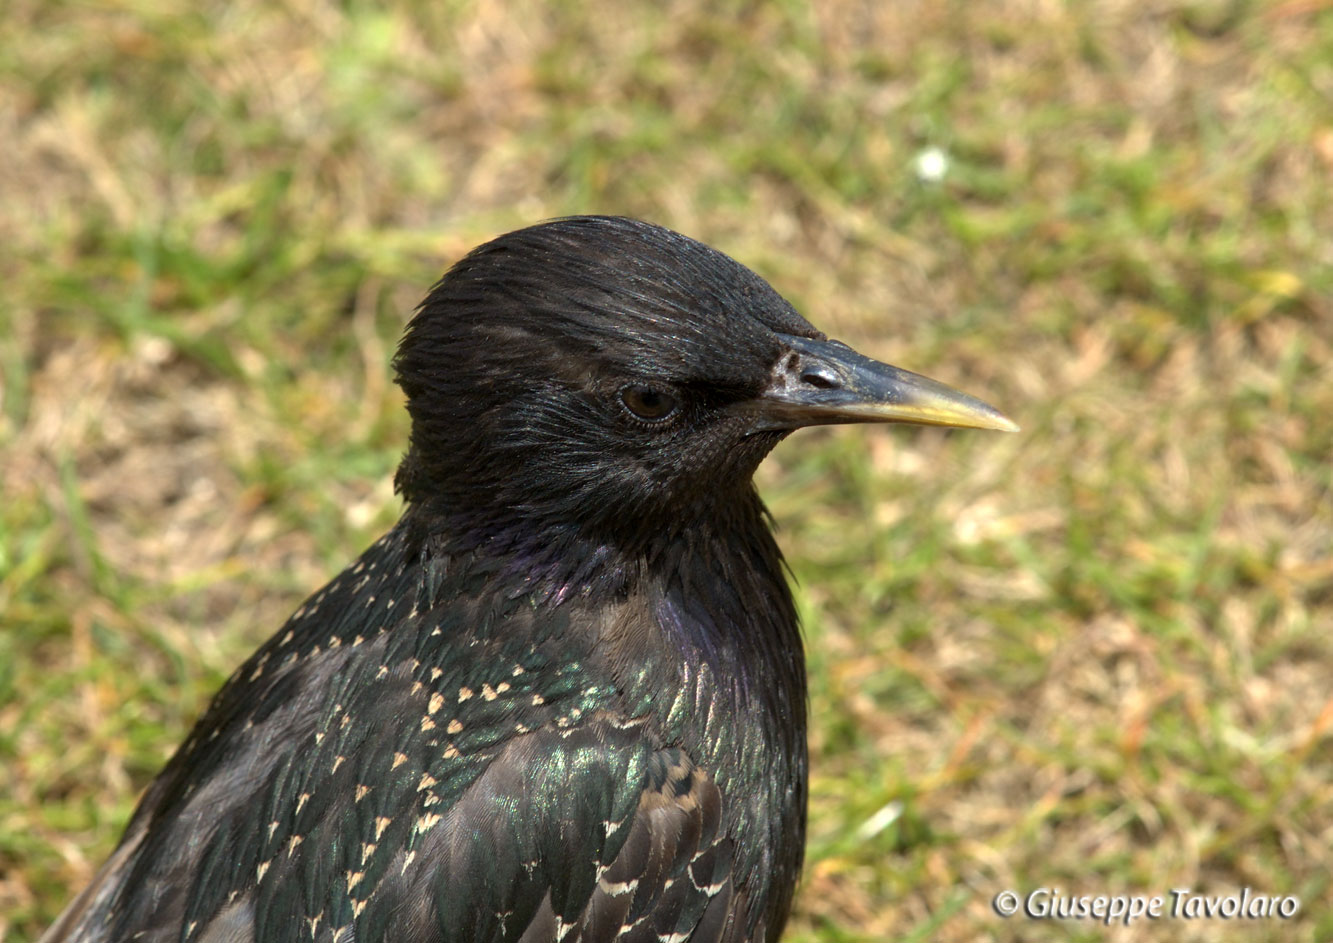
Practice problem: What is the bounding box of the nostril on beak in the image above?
[800,366,839,390]
[775,348,841,392]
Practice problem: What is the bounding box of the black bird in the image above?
[45,216,1015,943]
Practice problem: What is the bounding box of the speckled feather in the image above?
[44,217,816,943]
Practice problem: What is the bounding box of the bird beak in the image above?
[746,333,1019,433]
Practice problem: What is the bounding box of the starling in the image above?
[45,216,1016,943]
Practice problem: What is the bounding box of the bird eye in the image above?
[619,384,679,423]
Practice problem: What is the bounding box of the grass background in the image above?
[2,1,1331,940]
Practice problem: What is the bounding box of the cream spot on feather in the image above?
[414,812,442,835]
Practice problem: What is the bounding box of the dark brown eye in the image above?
[620,384,679,422]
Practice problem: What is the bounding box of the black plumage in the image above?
[45,216,1015,943]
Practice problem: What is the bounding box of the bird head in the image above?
[394,216,1015,561]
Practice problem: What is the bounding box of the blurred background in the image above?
[2,1,1330,941]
